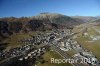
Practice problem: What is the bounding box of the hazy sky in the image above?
[0,0,100,17]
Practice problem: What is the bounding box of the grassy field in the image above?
[74,24,100,61]
[66,49,77,57]
[94,26,100,30]
[2,32,38,51]
[36,50,72,66]
[76,37,100,60]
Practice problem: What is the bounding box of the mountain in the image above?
[0,13,83,39]
[33,13,81,26]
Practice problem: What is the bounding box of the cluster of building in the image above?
[19,33,53,45]
[0,42,47,61]
[0,33,51,63]
[58,38,83,51]
[90,35,100,41]
[0,30,59,65]
[52,29,100,66]
[0,28,100,66]
[73,51,100,66]
[18,47,46,61]
[0,44,32,60]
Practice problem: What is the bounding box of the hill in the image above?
[93,19,100,22]
[71,16,98,22]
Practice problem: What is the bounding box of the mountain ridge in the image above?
[0,13,83,39]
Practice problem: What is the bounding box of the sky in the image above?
[0,0,100,17]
